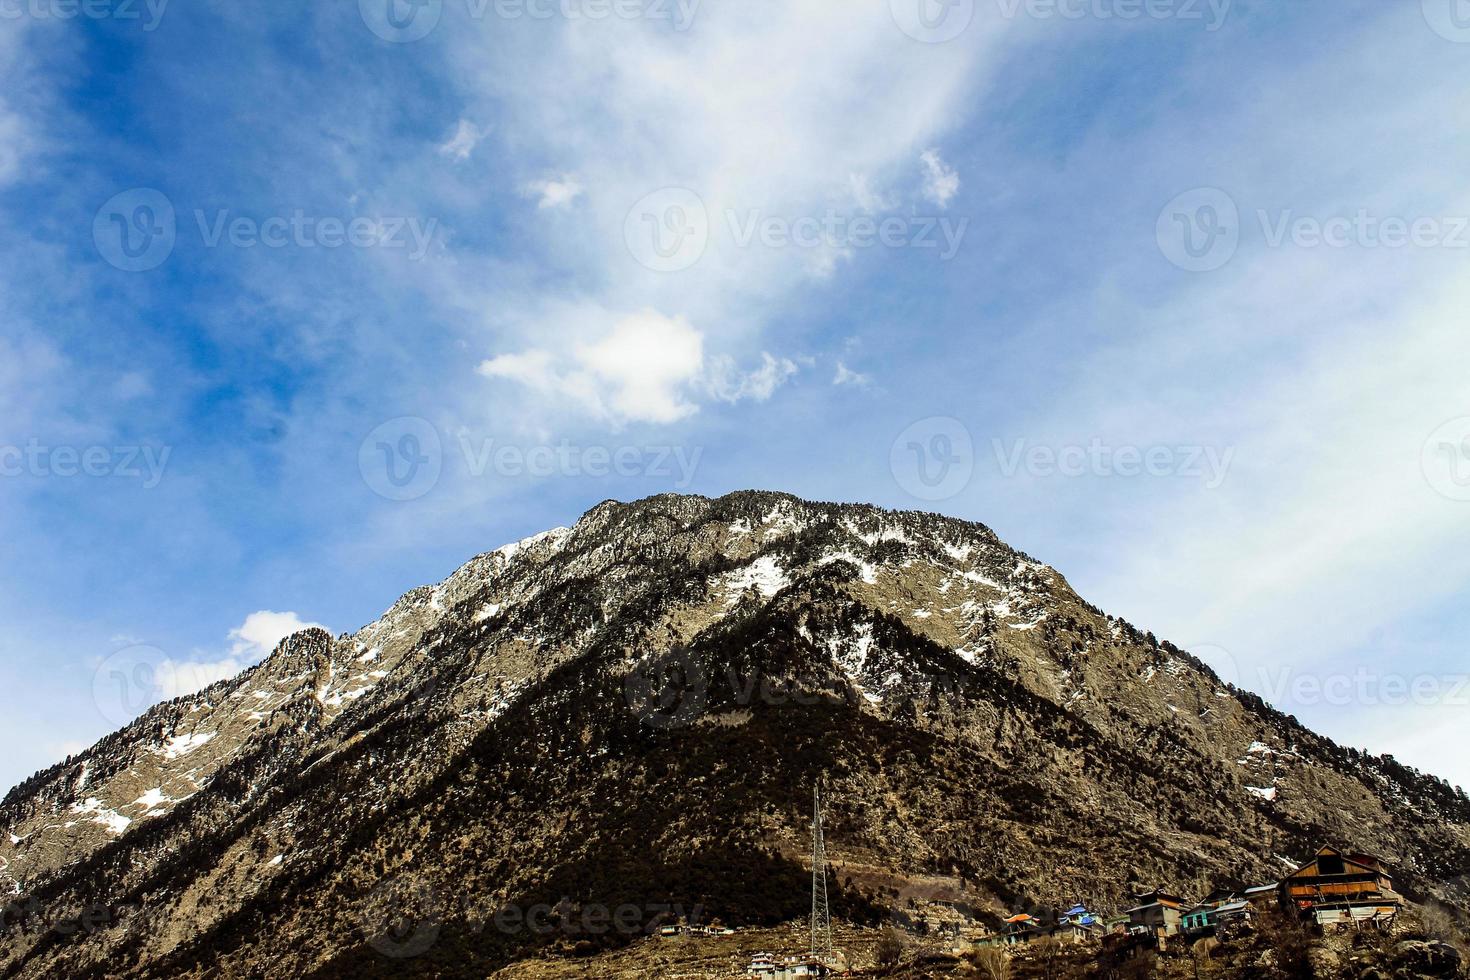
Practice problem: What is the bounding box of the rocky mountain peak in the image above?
[1,491,1465,979]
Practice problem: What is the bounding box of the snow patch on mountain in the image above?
[159,732,216,760]
[723,556,789,601]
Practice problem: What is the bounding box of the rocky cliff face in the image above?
[2,491,1467,978]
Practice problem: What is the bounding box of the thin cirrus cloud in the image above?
[440,3,997,428]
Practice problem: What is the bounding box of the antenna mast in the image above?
[811,784,833,962]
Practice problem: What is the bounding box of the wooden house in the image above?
[1280,846,1402,927]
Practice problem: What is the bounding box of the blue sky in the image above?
[2,0,1468,796]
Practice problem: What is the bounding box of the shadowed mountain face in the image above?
[2,491,1467,978]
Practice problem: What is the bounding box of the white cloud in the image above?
[707,352,799,404]
[228,610,324,660]
[480,311,705,426]
[441,4,1004,426]
[524,175,584,210]
[476,349,561,391]
[120,611,326,704]
[153,656,252,700]
[479,312,801,425]
[438,119,485,161]
[832,361,871,388]
[848,173,894,213]
[919,149,960,209]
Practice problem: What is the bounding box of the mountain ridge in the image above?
[2,490,1466,978]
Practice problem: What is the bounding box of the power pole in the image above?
[811,785,833,963]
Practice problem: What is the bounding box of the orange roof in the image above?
[1004,914,1036,924]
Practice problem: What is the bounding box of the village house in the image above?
[1182,887,1242,936]
[1124,889,1189,938]
[1243,882,1280,912]
[1043,903,1105,943]
[746,953,832,978]
[997,912,1042,945]
[1279,846,1402,928]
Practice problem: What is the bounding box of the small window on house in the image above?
[1319,854,1346,876]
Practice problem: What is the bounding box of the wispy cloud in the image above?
[919,149,960,209]
[438,119,485,162]
[523,175,584,210]
[832,361,871,388]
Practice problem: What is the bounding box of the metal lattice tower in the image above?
[810,785,833,962]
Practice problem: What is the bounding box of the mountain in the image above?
[2,491,1467,978]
